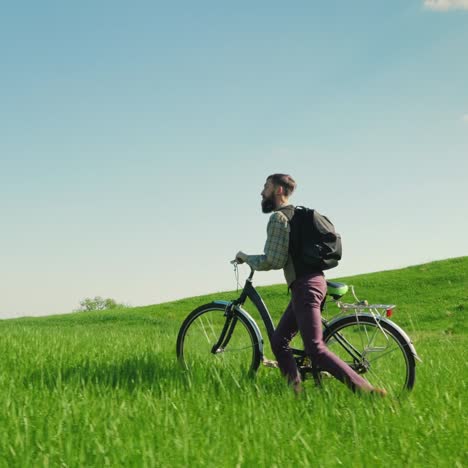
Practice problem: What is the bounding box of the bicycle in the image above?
[176,263,420,395]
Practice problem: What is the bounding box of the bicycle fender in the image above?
[214,301,264,357]
[326,313,422,363]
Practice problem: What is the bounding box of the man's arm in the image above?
[236,211,290,271]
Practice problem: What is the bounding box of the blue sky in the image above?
[1,0,467,318]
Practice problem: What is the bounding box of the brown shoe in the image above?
[371,387,388,397]
[262,358,279,368]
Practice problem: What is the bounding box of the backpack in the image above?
[281,206,342,272]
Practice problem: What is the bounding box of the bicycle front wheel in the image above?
[323,315,416,396]
[176,303,261,379]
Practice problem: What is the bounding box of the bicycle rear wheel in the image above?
[323,315,416,396]
[176,303,261,379]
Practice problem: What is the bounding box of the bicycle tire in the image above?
[323,314,416,395]
[176,302,262,378]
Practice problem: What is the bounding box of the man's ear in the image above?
[275,186,284,196]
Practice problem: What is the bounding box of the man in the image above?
[235,174,386,396]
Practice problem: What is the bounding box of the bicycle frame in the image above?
[215,266,419,370]
[220,267,329,360]
[232,270,277,340]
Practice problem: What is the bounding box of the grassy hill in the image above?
[0,257,466,467]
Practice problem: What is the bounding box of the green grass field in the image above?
[1,257,466,467]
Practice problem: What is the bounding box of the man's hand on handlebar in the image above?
[234,251,248,264]
[231,254,255,279]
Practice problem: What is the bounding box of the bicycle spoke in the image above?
[364,345,400,363]
[324,317,413,395]
[206,317,219,339]
[365,366,388,389]
[198,317,214,344]
[217,344,255,353]
[178,306,259,377]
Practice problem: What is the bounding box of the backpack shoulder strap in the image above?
[277,205,296,222]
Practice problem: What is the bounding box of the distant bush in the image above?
[76,296,127,312]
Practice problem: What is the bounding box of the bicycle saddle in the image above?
[326,281,348,299]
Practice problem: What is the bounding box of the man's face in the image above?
[261,179,277,213]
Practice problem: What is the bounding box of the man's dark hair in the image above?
[267,174,297,197]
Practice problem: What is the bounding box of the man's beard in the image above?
[261,195,276,213]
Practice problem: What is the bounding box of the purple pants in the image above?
[270,273,373,392]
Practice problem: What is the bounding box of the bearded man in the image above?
[235,173,386,396]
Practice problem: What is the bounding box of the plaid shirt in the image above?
[246,205,296,286]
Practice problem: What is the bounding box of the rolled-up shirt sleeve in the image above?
[246,211,290,271]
